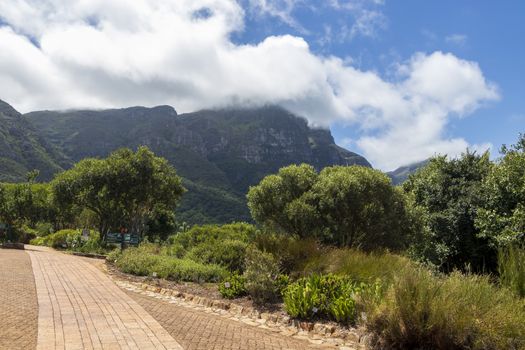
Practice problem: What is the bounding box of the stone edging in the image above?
[0,242,25,250]
[113,278,367,349]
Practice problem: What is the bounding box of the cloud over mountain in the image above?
[0,0,499,169]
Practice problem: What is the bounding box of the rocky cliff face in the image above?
[4,101,371,223]
[0,100,63,182]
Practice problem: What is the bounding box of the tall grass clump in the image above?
[304,248,412,285]
[367,266,525,350]
[499,245,525,298]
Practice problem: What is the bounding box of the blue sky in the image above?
[0,0,523,170]
[236,0,525,162]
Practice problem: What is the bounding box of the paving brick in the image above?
[27,246,183,350]
[0,249,38,350]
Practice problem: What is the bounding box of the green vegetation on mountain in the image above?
[0,101,370,223]
[0,100,64,182]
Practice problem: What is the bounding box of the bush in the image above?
[169,222,255,249]
[304,248,412,285]
[366,266,525,350]
[115,245,228,283]
[254,233,324,275]
[244,247,282,304]
[283,274,363,324]
[499,245,525,298]
[219,273,247,299]
[186,239,248,272]
[30,229,81,249]
[106,248,122,263]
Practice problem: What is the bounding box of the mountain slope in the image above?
[387,159,429,185]
[0,100,63,182]
[7,103,371,223]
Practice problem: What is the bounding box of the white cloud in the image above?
[445,33,468,46]
[0,0,499,170]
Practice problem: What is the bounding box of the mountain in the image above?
[0,100,64,182]
[387,159,429,185]
[2,100,371,223]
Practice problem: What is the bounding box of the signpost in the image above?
[105,230,140,248]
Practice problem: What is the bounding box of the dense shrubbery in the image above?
[367,266,525,350]
[247,164,415,251]
[31,229,81,249]
[243,247,282,304]
[115,244,227,282]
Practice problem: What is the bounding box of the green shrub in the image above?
[106,248,122,263]
[366,266,525,350]
[30,229,81,249]
[115,246,228,283]
[219,273,247,299]
[244,247,282,304]
[499,245,525,298]
[169,222,255,249]
[186,239,248,272]
[254,233,323,274]
[283,274,362,324]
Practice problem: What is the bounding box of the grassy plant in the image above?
[499,245,525,298]
[366,266,525,350]
[304,248,412,285]
[186,239,248,272]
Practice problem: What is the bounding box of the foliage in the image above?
[186,239,248,272]
[218,273,247,299]
[498,245,525,298]
[476,134,525,247]
[51,147,185,239]
[283,274,365,324]
[248,164,414,250]
[115,245,227,283]
[243,247,282,304]
[366,266,525,350]
[303,248,412,285]
[106,248,122,263]
[253,233,324,275]
[31,229,82,249]
[170,222,255,249]
[403,151,495,272]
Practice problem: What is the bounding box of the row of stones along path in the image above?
[0,246,328,350]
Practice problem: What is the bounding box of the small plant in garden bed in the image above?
[219,273,247,299]
[283,274,367,325]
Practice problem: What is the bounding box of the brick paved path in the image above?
[27,246,182,350]
[1,246,332,350]
[127,292,324,350]
[127,291,326,350]
[0,249,38,350]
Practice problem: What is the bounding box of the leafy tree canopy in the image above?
[476,134,525,247]
[51,146,185,238]
[248,164,414,251]
[403,151,494,272]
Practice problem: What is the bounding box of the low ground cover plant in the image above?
[115,245,227,283]
[283,274,368,324]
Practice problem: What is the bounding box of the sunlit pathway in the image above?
[27,246,182,350]
[0,248,39,349]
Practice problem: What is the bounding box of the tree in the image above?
[403,151,494,272]
[51,147,185,239]
[247,164,318,237]
[248,164,414,250]
[476,134,525,247]
[312,166,412,250]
